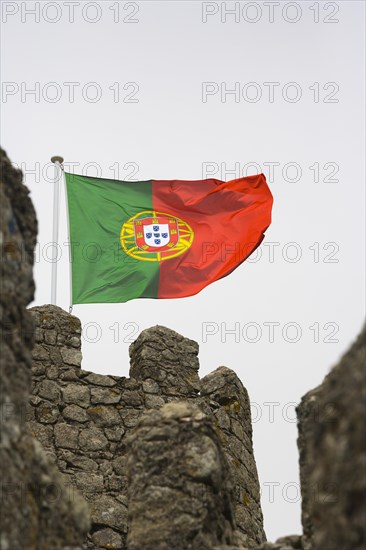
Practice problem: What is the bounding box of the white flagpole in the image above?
[50,155,64,305]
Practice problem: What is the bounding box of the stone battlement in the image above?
[28,304,265,550]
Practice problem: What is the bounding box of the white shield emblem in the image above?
[143,223,170,248]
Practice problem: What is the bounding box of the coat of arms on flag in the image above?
[121,210,194,262]
[134,215,180,252]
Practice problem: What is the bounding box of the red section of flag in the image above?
[152,174,273,299]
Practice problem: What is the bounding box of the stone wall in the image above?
[0,147,90,550]
[297,324,366,550]
[127,401,237,550]
[28,304,265,549]
[256,323,366,550]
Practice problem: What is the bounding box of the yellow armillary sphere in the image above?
[120,210,194,262]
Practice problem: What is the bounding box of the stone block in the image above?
[33,344,50,361]
[38,379,61,402]
[92,528,123,549]
[63,404,89,423]
[87,405,121,427]
[62,384,90,407]
[54,423,79,449]
[79,427,109,451]
[74,472,104,494]
[91,387,121,404]
[60,347,82,367]
[35,401,60,424]
[91,495,128,531]
[82,372,117,386]
[44,330,57,345]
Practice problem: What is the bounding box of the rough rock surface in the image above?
[297,324,366,550]
[200,367,265,547]
[28,306,265,549]
[126,401,237,549]
[0,147,90,549]
[253,534,304,550]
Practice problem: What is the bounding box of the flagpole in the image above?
[62,166,74,314]
[50,156,64,305]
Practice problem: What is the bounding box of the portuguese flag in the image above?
[64,173,273,304]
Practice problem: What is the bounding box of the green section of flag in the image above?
[65,173,159,304]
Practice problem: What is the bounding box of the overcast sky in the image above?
[1,0,365,541]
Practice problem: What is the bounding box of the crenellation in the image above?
[27,305,265,549]
[200,366,266,547]
[126,401,237,550]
